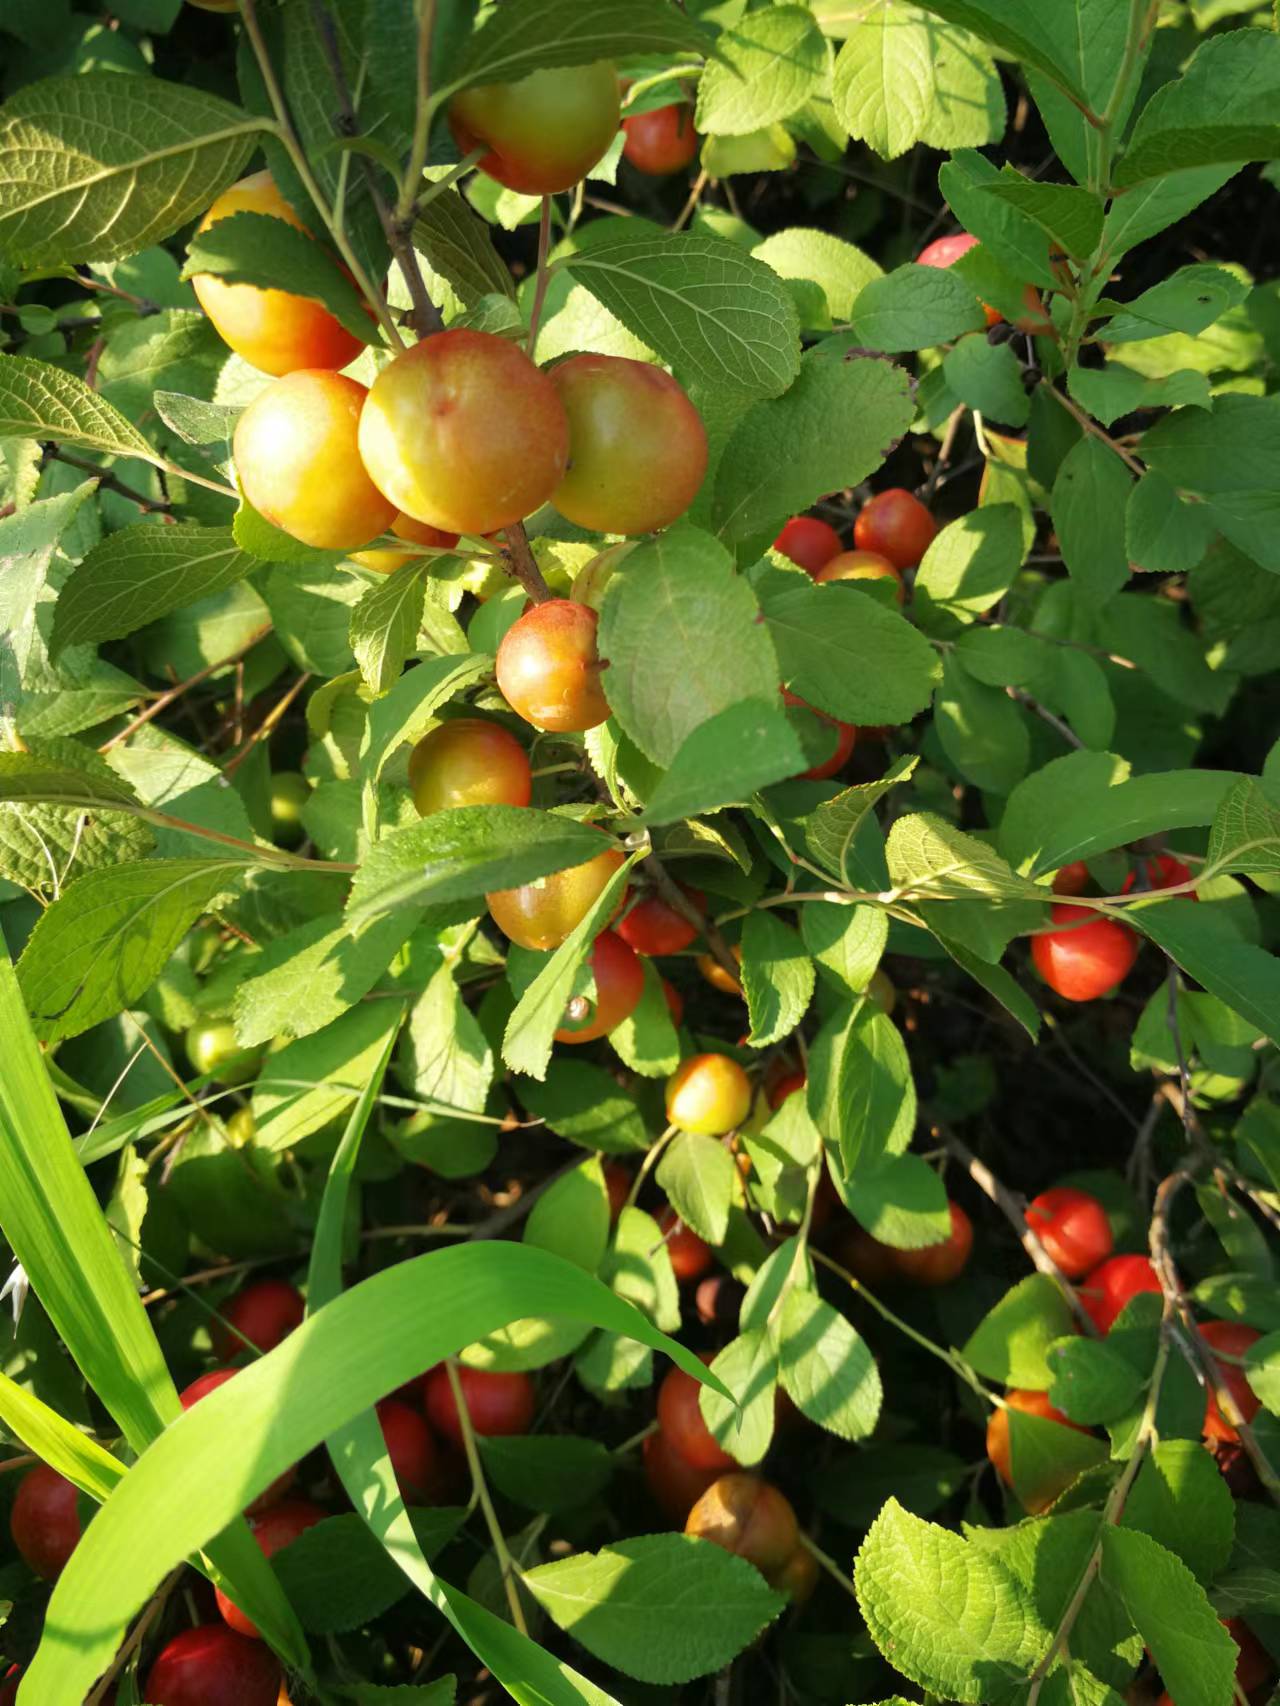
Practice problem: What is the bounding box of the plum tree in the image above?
[408,718,532,817]
[9,1465,82,1581]
[815,548,904,603]
[234,370,397,551]
[549,354,708,535]
[450,63,621,194]
[358,329,569,535]
[1079,1253,1162,1332]
[143,1624,282,1706]
[553,928,644,1042]
[495,599,611,733]
[212,1277,305,1357]
[773,515,843,574]
[622,102,699,174]
[890,1201,973,1285]
[854,488,938,570]
[189,171,364,375]
[617,886,703,956]
[423,1364,536,1443]
[486,838,624,951]
[1032,906,1138,1002]
[666,1054,752,1135]
[1025,1187,1113,1279]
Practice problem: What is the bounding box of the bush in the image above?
[0,1,1278,1703]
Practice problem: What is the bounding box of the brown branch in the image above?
[645,851,742,989]
[85,1565,184,1705]
[309,0,443,340]
[49,449,172,514]
[222,671,312,779]
[941,1128,1099,1336]
[499,521,554,603]
[99,625,273,753]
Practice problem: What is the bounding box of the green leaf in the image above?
[939,148,1055,290]
[759,573,941,726]
[400,960,493,1120]
[815,1443,967,1529]
[564,229,801,403]
[832,6,1005,162]
[635,697,807,827]
[935,653,1031,793]
[521,1060,650,1154]
[1246,1332,1280,1416]
[801,900,888,994]
[657,1132,738,1248]
[779,1286,882,1440]
[0,74,259,264]
[849,263,986,351]
[525,1158,611,1275]
[908,2,1091,102]
[886,812,1044,902]
[479,1435,614,1514]
[51,524,256,655]
[349,561,431,697]
[29,1241,719,1705]
[346,807,611,927]
[741,910,814,1047]
[0,739,144,817]
[803,757,919,883]
[1132,899,1280,1048]
[999,752,1237,875]
[914,505,1028,630]
[608,959,681,1079]
[1115,29,1280,189]
[1207,777,1280,879]
[233,912,418,1048]
[449,0,707,91]
[0,354,153,459]
[713,346,915,543]
[502,850,638,1081]
[984,172,1104,258]
[598,527,777,768]
[1067,362,1212,432]
[808,1000,915,1177]
[699,1328,778,1466]
[606,1206,681,1336]
[697,5,827,136]
[1004,1407,1110,1509]
[963,1274,1078,1388]
[943,335,1031,428]
[1101,166,1238,266]
[1047,1336,1142,1425]
[752,229,882,325]
[182,209,377,346]
[844,1152,951,1249]
[1050,433,1133,609]
[17,857,249,1043]
[855,1500,1040,1702]
[362,654,491,783]
[270,1509,463,1634]
[1142,394,1280,574]
[1127,471,1216,573]
[1100,266,1250,344]
[525,1534,783,1685]
[252,1004,406,1160]
[1121,1440,1235,1587]
[413,188,515,309]
[1099,1527,1237,1706]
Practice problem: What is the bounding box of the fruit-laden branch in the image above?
[941,1128,1100,1336]
[498,522,554,603]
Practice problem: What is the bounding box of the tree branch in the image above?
[48,449,171,514]
[498,521,554,603]
[645,851,743,989]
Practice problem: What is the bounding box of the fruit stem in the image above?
[498,521,554,603]
[797,1531,858,1602]
[398,0,439,225]
[526,196,554,358]
[239,0,403,349]
[627,1124,678,1212]
[444,1357,529,1633]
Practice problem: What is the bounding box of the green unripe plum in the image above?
[234,369,396,551]
[358,329,569,536]
[550,355,708,535]
[269,771,311,846]
[185,1021,261,1086]
[450,63,621,194]
[408,719,532,816]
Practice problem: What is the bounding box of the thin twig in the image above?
[99,625,272,753]
[85,1565,185,1705]
[445,1358,528,1632]
[1043,382,1147,478]
[1010,688,1084,750]
[48,449,172,514]
[222,671,312,779]
[646,852,742,988]
[398,0,440,224]
[526,196,554,358]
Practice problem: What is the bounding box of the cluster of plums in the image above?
[1036,852,1194,1002]
[6,1275,536,1705]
